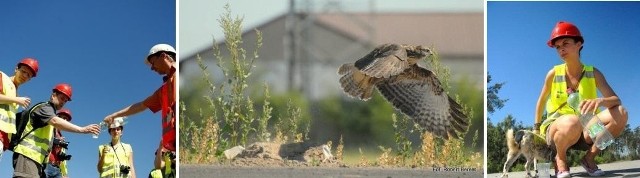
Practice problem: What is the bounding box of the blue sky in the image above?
[487,2,640,130]
[0,1,175,177]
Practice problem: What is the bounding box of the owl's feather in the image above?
[376,65,468,139]
[337,43,469,139]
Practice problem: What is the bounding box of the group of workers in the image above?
[0,44,177,178]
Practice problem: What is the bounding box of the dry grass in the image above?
[336,136,344,161]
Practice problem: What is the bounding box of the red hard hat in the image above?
[57,108,72,121]
[547,21,583,47]
[53,83,72,101]
[17,58,39,77]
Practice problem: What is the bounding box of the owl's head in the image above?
[406,45,432,59]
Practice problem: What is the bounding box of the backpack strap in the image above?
[9,102,49,150]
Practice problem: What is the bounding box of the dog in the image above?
[501,129,556,178]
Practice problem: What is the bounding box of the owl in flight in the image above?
[338,43,469,139]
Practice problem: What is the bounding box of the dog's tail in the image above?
[506,129,520,150]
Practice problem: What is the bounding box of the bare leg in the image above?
[583,105,628,168]
[549,115,582,172]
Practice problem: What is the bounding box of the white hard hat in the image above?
[146,44,176,64]
[109,117,126,129]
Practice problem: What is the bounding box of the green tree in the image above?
[487,74,507,114]
[487,115,526,173]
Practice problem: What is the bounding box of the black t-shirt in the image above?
[29,102,56,128]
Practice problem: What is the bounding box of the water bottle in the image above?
[567,93,590,126]
[591,119,614,150]
[567,93,613,150]
[93,117,128,139]
[93,122,109,139]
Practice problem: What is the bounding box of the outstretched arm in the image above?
[103,101,147,124]
[0,95,30,108]
[535,69,554,132]
[49,116,100,135]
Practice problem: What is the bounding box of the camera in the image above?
[120,165,131,175]
[56,152,72,161]
[53,138,69,149]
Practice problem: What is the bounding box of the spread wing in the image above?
[354,43,411,79]
[375,65,468,139]
[337,63,378,100]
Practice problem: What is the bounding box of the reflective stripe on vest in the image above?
[546,64,598,117]
[160,81,175,151]
[0,71,18,134]
[13,102,54,164]
[99,143,131,178]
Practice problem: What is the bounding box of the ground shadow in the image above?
[562,167,640,178]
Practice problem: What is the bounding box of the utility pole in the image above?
[285,0,297,91]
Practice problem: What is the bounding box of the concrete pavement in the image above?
[488,160,640,178]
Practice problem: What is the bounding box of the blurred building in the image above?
[180,11,483,99]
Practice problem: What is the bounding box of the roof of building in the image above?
[182,12,483,62]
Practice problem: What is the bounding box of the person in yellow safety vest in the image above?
[97,117,136,178]
[12,83,101,178]
[103,44,176,177]
[535,21,629,178]
[45,108,73,178]
[0,58,38,154]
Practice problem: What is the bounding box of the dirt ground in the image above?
[182,141,482,177]
[221,142,345,167]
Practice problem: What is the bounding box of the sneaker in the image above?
[580,158,605,176]
[556,170,571,178]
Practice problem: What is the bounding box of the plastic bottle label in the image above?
[589,123,605,138]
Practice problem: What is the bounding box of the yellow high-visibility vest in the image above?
[99,142,132,178]
[545,63,598,117]
[13,102,54,164]
[0,71,18,134]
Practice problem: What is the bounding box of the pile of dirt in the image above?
[227,142,345,167]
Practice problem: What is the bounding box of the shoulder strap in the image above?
[548,69,586,116]
[13,102,49,147]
